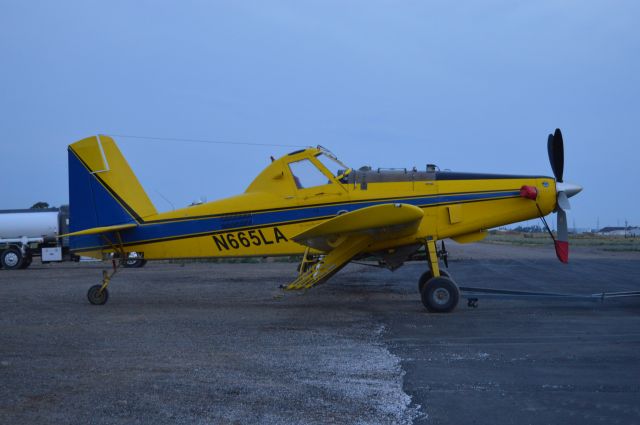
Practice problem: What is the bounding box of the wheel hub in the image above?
[4,252,19,267]
[87,285,109,305]
[432,288,450,305]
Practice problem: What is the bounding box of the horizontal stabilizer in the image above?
[60,223,137,238]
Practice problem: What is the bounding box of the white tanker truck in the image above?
[0,207,146,270]
[0,207,72,269]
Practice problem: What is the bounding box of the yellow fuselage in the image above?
[74,146,556,260]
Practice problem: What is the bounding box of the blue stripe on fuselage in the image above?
[71,190,520,250]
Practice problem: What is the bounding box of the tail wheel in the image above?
[1,248,24,270]
[420,276,459,313]
[87,285,109,305]
[418,269,450,293]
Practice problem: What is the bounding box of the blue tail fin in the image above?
[67,135,156,251]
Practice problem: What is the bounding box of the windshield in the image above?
[315,147,351,178]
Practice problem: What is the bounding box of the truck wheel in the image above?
[1,248,24,270]
[18,249,32,269]
[19,256,32,269]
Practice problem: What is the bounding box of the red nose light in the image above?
[519,185,538,200]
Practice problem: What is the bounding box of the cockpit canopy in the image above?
[244,145,352,195]
[287,146,351,189]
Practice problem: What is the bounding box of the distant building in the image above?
[597,226,640,237]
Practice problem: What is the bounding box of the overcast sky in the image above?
[1,1,638,229]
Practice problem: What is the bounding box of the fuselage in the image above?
[72,146,557,260]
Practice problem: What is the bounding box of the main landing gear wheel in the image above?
[124,258,146,268]
[123,253,147,268]
[87,285,109,305]
[418,270,450,293]
[420,276,459,313]
[1,248,24,270]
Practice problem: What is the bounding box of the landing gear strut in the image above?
[86,232,130,306]
[87,260,118,305]
[419,239,460,313]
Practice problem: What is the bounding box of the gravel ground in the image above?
[1,243,639,424]
[0,261,418,425]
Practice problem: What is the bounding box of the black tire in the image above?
[420,276,459,313]
[87,285,109,305]
[123,258,143,268]
[418,269,450,293]
[19,250,33,269]
[19,256,32,269]
[1,248,24,270]
[123,252,146,268]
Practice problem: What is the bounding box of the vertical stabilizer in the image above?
[67,135,157,246]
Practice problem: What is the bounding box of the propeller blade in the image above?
[557,191,571,210]
[547,128,565,182]
[555,208,569,263]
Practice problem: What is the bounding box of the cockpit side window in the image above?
[288,159,332,189]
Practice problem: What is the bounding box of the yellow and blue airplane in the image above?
[64,129,581,312]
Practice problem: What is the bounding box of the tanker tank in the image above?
[0,209,61,242]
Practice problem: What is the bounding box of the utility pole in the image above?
[625,219,629,238]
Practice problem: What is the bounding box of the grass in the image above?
[483,232,640,252]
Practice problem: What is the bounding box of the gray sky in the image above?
[1,1,638,229]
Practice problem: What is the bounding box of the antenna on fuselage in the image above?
[154,189,176,211]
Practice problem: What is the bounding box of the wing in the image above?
[286,203,424,290]
[292,203,424,252]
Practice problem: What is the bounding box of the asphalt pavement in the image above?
[1,243,639,424]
